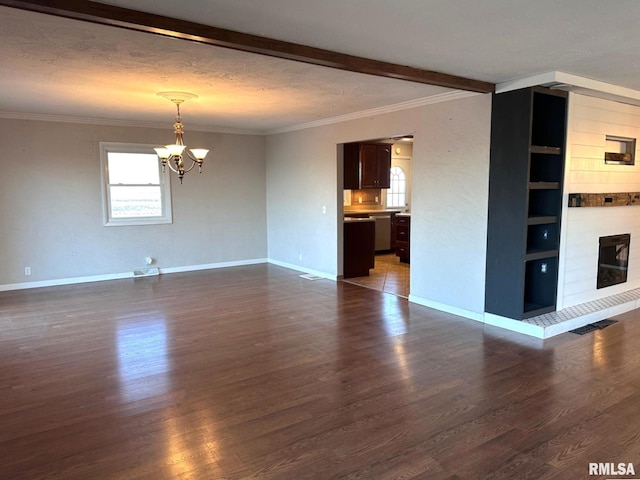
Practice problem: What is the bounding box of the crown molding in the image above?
[0,90,482,137]
[0,111,264,135]
[266,90,482,135]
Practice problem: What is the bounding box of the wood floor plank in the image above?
[1,263,640,479]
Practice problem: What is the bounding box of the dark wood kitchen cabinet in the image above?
[394,214,410,263]
[343,142,391,189]
[485,86,567,320]
[343,219,375,278]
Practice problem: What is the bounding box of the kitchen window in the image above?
[387,166,406,208]
[100,142,172,226]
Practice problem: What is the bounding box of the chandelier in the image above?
[153,92,209,184]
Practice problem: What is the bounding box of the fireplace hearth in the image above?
[597,234,630,289]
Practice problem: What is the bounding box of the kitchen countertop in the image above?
[344,216,375,223]
[344,209,404,215]
[396,212,411,217]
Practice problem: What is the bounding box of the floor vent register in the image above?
[569,319,618,335]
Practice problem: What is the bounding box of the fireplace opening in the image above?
[597,234,630,289]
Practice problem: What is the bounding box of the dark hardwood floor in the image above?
[1,263,639,479]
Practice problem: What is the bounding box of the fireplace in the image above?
[597,234,630,289]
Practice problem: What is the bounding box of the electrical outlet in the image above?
[24,267,31,276]
[298,253,303,262]
[322,205,327,215]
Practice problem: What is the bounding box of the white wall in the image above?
[0,118,267,287]
[265,93,492,317]
[264,126,340,276]
[560,94,640,307]
[412,96,491,317]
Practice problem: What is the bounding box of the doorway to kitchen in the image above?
[341,135,413,298]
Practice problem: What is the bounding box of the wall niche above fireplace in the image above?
[605,135,636,165]
[597,234,630,289]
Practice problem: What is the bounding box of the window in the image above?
[387,166,406,208]
[100,142,172,226]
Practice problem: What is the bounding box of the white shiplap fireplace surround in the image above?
[486,74,640,338]
[557,94,640,324]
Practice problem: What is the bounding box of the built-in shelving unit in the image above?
[485,86,568,320]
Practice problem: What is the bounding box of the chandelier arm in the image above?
[185,149,195,161]
[185,150,204,173]
[185,149,206,163]
[182,158,199,174]
[162,156,198,174]
[163,160,181,175]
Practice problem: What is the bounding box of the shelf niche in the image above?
[605,135,635,165]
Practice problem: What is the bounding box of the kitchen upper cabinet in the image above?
[360,143,391,188]
[343,142,391,189]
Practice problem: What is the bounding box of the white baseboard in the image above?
[160,258,267,274]
[0,258,269,292]
[483,313,546,338]
[267,259,338,281]
[0,272,133,292]
[408,294,485,322]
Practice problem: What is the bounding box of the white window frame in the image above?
[100,142,172,226]
[387,165,407,208]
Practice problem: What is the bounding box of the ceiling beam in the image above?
[0,0,495,94]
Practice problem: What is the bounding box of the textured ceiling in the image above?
[0,7,452,133]
[98,0,640,86]
[2,0,640,132]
